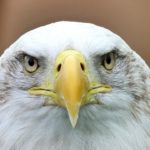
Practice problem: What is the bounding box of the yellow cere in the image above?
[54,50,88,76]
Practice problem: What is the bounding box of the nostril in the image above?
[57,64,62,72]
[80,63,85,71]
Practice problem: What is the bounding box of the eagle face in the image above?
[0,21,150,150]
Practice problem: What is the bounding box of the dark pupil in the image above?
[28,57,35,66]
[105,54,111,64]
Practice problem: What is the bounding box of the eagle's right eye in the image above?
[24,55,39,73]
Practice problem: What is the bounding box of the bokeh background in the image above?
[0,0,150,64]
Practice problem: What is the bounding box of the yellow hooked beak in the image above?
[29,50,112,127]
[54,51,89,127]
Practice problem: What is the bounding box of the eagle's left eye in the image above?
[24,55,39,73]
[102,52,116,70]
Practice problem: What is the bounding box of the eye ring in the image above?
[102,52,116,70]
[24,55,39,73]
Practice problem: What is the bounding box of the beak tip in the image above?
[66,103,80,128]
[69,114,78,128]
[67,108,79,128]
